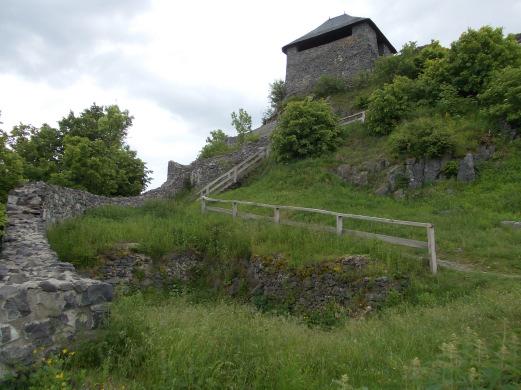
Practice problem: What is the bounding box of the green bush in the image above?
[271,99,340,161]
[480,66,521,128]
[365,76,422,135]
[198,129,234,159]
[389,116,456,158]
[442,160,459,178]
[313,75,347,98]
[389,115,488,159]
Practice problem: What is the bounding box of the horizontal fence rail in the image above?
[201,196,438,274]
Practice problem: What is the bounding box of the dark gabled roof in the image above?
[282,14,397,54]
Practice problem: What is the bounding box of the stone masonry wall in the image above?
[0,182,164,377]
[164,137,270,193]
[285,22,388,96]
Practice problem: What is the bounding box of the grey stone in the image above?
[4,291,31,320]
[24,320,54,345]
[457,153,476,183]
[501,221,521,229]
[374,183,390,196]
[405,158,425,188]
[476,144,496,162]
[39,281,58,292]
[82,283,113,305]
[355,171,369,186]
[387,165,405,192]
[393,189,405,199]
[424,159,442,184]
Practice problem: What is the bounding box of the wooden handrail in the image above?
[201,196,438,274]
[199,148,267,196]
[339,111,366,124]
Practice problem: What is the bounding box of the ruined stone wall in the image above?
[164,137,270,193]
[285,22,385,96]
[0,179,182,377]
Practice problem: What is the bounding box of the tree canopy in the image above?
[6,104,151,196]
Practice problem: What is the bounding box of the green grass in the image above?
[39,129,521,389]
[217,137,521,273]
[17,280,521,389]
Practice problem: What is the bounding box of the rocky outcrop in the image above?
[336,145,495,196]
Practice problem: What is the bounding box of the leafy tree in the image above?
[444,27,521,96]
[371,41,448,85]
[479,67,521,128]
[271,99,340,161]
[198,129,233,159]
[262,80,286,124]
[7,104,150,196]
[231,108,252,144]
[8,123,63,181]
[0,114,24,202]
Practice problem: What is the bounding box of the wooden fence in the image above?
[201,196,438,274]
[339,111,366,126]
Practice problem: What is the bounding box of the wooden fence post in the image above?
[427,225,437,274]
[233,166,238,183]
[274,207,280,224]
[336,215,343,236]
[232,202,238,219]
[201,197,206,214]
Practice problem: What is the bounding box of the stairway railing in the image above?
[198,147,268,197]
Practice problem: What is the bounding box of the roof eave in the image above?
[282,18,397,54]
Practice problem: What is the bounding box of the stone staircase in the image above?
[198,147,269,197]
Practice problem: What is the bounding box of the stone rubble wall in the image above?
[0,138,272,377]
[0,181,165,377]
[164,137,270,193]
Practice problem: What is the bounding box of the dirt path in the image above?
[438,259,521,279]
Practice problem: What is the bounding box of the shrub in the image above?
[479,66,521,128]
[271,99,340,161]
[198,129,233,159]
[442,160,459,178]
[389,116,456,158]
[313,75,348,98]
[365,76,422,135]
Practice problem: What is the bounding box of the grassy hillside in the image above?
[33,129,521,388]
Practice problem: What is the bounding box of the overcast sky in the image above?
[1,0,520,189]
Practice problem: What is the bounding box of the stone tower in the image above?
[282,14,396,96]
